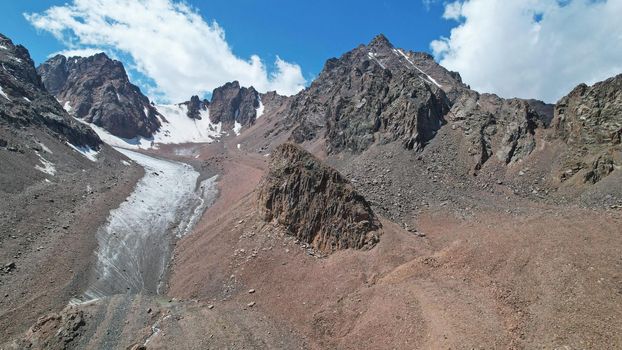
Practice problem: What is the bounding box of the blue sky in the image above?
[1,0,621,103]
[0,0,452,101]
[0,1,451,71]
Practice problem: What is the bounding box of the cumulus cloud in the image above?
[25,0,306,102]
[431,0,622,103]
[53,48,106,58]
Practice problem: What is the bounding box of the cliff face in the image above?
[552,74,622,183]
[257,143,381,253]
[448,91,552,172]
[0,34,100,149]
[37,53,161,139]
[553,74,622,146]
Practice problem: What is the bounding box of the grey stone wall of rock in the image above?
[449,91,549,172]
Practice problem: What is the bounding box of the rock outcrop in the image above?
[14,307,86,349]
[0,34,100,149]
[37,53,160,139]
[449,91,551,172]
[553,74,622,147]
[181,95,209,120]
[552,74,622,183]
[208,81,260,128]
[257,143,381,253]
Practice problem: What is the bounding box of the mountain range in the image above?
[1,32,621,349]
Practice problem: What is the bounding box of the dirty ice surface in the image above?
[75,148,218,302]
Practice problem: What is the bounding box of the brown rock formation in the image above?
[257,143,381,253]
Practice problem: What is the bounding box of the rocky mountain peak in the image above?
[368,33,394,50]
[208,80,260,128]
[37,53,161,139]
[269,34,451,155]
[0,33,100,149]
[257,143,381,253]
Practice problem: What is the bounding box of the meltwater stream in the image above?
[75,148,218,302]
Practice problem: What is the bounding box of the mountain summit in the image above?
[37,53,161,139]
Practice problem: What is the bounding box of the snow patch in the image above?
[39,142,53,154]
[67,142,99,161]
[154,104,224,144]
[367,52,386,69]
[82,121,156,149]
[73,104,224,150]
[35,152,56,175]
[237,143,241,149]
[121,160,131,166]
[395,49,442,88]
[0,44,7,50]
[0,86,10,101]
[256,98,265,118]
[233,121,242,136]
[63,101,72,112]
[23,97,31,103]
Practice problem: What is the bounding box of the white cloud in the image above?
[25,0,306,102]
[431,0,622,103]
[442,2,463,20]
[52,48,105,58]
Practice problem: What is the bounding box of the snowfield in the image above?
[75,148,218,302]
[74,104,224,149]
[152,104,223,144]
[66,101,265,149]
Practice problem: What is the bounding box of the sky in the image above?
[1,0,620,104]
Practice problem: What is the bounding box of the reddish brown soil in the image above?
[167,135,622,349]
